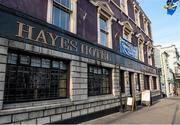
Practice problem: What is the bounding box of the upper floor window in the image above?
[123,22,133,42]
[134,7,140,27]
[97,3,113,48]
[144,18,149,36]
[47,0,77,33]
[137,35,144,62]
[52,0,71,31]
[99,16,109,46]
[123,29,131,42]
[120,0,128,15]
[147,42,153,65]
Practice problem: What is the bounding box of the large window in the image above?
[4,52,68,103]
[144,75,150,90]
[52,0,71,31]
[100,17,108,46]
[134,7,140,27]
[138,38,144,62]
[120,70,125,93]
[88,65,112,96]
[152,77,157,90]
[144,18,149,36]
[147,42,153,65]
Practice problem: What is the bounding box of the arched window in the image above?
[120,0,128,15]
[147,41,153,65]
[94,1,113,48]
[122,21,133,42]
[137,33,144,62]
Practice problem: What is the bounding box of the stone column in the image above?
[140,74,144,91]
[134,73,138,94]
[149,76,153,90]
[124,71,130,96]
[156,76,160,90]
[131,73,136,97]
[0,38,8,109]
[112,66,120,96]
[70,60,88,102]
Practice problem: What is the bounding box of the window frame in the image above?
[137,35,144,62]
[120,0,128,15]
[88,65,112,96]
[99,16,109,47]
[134,6,140,27]
[47,0,77,33]
[147,42,153,65]
[52,0,71,31]
[4,51,70,104]
[122,22,133,43]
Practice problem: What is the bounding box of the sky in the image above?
[138,0,180,49]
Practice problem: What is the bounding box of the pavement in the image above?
[80,97,180,124]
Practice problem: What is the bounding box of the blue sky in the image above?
[138,0,180,49]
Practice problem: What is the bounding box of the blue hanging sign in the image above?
[120,38,138,59]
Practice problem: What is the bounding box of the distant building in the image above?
[154,45,180,97]
[160,45,180,89]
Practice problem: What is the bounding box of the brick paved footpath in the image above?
[80,97,180,124]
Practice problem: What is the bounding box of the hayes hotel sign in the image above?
[0,5,157,74]
[16,21,112,63]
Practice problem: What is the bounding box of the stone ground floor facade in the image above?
[0,5,161,124]
[0,38,160,124]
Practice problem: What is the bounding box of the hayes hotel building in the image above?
[0,0,160,124]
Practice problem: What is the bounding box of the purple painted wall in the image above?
[140,12,144,31]
[0,0,155,66]
[0,0,47,21]
[77,0,97,43]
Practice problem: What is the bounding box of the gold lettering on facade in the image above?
[47,32,60,46]
[16,21,34,40]
[35,30,47,43]
[15,21,112,62]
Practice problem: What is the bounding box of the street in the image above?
[80,97,180,124]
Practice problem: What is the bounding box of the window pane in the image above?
[52,6,70,31]
[42,59,50,68]
[100,31,107,46]
[20,55,30,65]
[52,61,60,68]
[31,57,41,67]
[60,61,67,70]
[52,6,60,27]
[61,10,70,30]
[100,18,107,31]
[8,53,17,64]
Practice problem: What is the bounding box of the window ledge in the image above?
[1,98,72,115]
[87,94,118,103]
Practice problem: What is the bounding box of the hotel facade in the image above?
[0,0,160,124]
